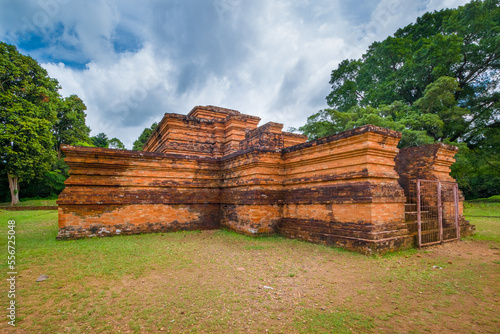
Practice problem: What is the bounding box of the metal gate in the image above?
[411,180,460,247]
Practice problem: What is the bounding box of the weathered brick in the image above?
[57,105,471,254]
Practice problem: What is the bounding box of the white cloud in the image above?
[44,43,175,144]
[1,0,472,148]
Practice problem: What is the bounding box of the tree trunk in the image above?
[7,174,19,206]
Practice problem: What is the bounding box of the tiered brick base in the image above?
[57,106,470,254]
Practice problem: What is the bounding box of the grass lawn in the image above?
[467,195,500,203]
[0,198,57,207]
[0,203,498,333]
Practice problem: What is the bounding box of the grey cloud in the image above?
[273,58,308,109]
[1,0,472,148]
[148,0,262,93]
[338,0,381,25]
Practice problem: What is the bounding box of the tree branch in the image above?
[471,147,500,172]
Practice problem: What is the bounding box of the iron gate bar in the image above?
[437,181,443,243]
[416,179,461,248]
[454,183,460,240]
[417,180,421,248]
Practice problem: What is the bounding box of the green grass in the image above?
[0,198,57,207]
[464,202,500,217]
[464,202,500,243]
[2,211,171,276]
[0,203,498,333]
[293,308,375,334]
[467,195,500,203]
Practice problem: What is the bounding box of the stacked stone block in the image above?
[57,106,470,253]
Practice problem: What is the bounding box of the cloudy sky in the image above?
[1,0,470,148]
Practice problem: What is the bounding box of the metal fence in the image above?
[405,179,460,248]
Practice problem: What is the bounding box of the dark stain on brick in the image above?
[282,124,401,154]
[57,107,470,254]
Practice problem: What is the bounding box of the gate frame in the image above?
[417,179,460,248]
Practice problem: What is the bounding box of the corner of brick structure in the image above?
[395,143,459,189]
[278,124,411,254]
[395,143,474,240]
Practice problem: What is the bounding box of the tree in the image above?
[91,133,109,148]
[132,122,158,150]
[302,77,464,145]
[318,0,499,146]
[0,42,59,205]
[300,0,500,199]
[108,137,126,150]
[90,132,127,150]
[53,95,91,159]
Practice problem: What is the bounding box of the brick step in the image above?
[277,226,406,240]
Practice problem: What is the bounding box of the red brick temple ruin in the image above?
[57,105,474,254]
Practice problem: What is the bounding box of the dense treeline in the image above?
[132,122,157,151]
[0,42,126,204]
[2,1,498,203]
[300,0,499,199]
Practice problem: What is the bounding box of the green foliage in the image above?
[301,0,500,199]
[308,0,500,145]
[450,117,500,199]
[91,132,109,148]
[19,158,68,199]
[90,133,126,149]
[326,0,500,140]
[74,140,95,147]
[108,138,122,149]
[0,42,95,202]
[108,137,126,150]
[303,77,462,148]
[327,59,363,113]
[53,94,91,157]
[132,122,158,150]
[452,152,500,199]
[0,42,59,185]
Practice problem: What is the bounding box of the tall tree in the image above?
[302,77,464,145]
[300,0,499,199]
[132,122,158,151]
[53,94,91,159]
[90,132,126,150]
[0,42,59,205]
[315,0,499,146]
[91,133,109,148]
[108,137,126,150]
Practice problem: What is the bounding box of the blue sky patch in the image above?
[112,27,143,54]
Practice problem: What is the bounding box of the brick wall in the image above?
[395,144,474,238]
[58,106,468,253]
[395,143,458,192]
[279,126,411,254]
[220,150,283,235]
[57,147,222,239]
